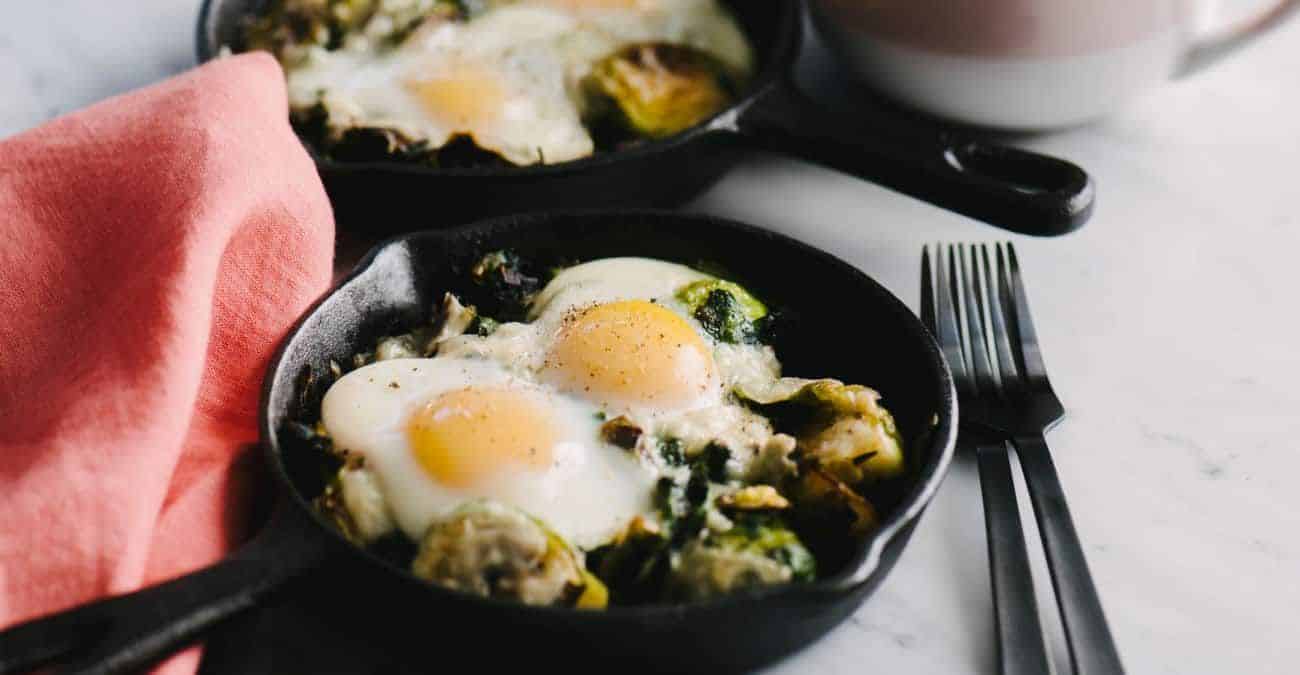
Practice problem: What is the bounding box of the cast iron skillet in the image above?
[0,212,957,674]
[196,0,1094,236]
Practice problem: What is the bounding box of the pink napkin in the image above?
[0,53,334,672]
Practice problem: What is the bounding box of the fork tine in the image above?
[920,246,936,333]
[1001,243,1050,380]
[981,244,1021,394]
[956,244,999,395]
[930,245,971,392]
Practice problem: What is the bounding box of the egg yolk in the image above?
[406,65,506,132]
[407,387,557,488]
[543,300,715,409]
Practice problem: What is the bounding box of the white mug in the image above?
[809,0,1300,129]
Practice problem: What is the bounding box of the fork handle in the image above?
[973,442,1052,675]
[1014,433,1125,675]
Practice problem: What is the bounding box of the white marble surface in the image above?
[5,3,1299,674]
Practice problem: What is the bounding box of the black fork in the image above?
[930,243,1125,675]
[923,247,1050,675]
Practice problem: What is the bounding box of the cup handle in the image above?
[1178,0,1300,77]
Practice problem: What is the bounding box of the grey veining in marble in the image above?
[4,3,1299,674]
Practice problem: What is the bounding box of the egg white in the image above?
[321,356,657,547]
[440,257,723,413]
[439,257,785,466]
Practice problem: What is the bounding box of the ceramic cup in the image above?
[809,0,1300,129]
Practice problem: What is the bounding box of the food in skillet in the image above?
[297,252,904,607]
[242,0,754,166]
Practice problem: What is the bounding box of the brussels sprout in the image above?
[788,466,879,537]
[573,569,610,609]
[746,433,799,484]
[699,289,754,344]
[586,516,672,604]
[674,278,766,344]
[716,485,790,513]
[738,379,904,486]
[802,413,904,485]
[668,513,815,600]
[676,279,767,322]
[713,513,816,580]
[584,43,738,139]
[411,501,605,607]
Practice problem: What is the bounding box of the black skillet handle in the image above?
[731,80,1095,236]
[0,504,329,675]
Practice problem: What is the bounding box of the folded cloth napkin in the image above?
[0,52,333,673]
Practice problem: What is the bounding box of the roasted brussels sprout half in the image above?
[584,43,739,140]
[716,484,790,513]
[676,278,767,322]
[412,501,607,608]
[668,513,815,600]
[788,466,879,537]
[586,516,673,604]
[746,433,799,484]
[696,289,756,344]
[676,278,767,344]
[739,379,905,486]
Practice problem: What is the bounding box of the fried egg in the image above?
[439,258,725,412]
[437,257,783,460]
[321,356,656,547]
[285,0,752,165]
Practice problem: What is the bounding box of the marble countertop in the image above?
[5,3,1298,674]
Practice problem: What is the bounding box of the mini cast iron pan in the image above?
[196,0,1094,236]
[0,212,957,674]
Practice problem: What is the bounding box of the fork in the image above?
[922,247,1050,675]
[926,243,1125,675]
